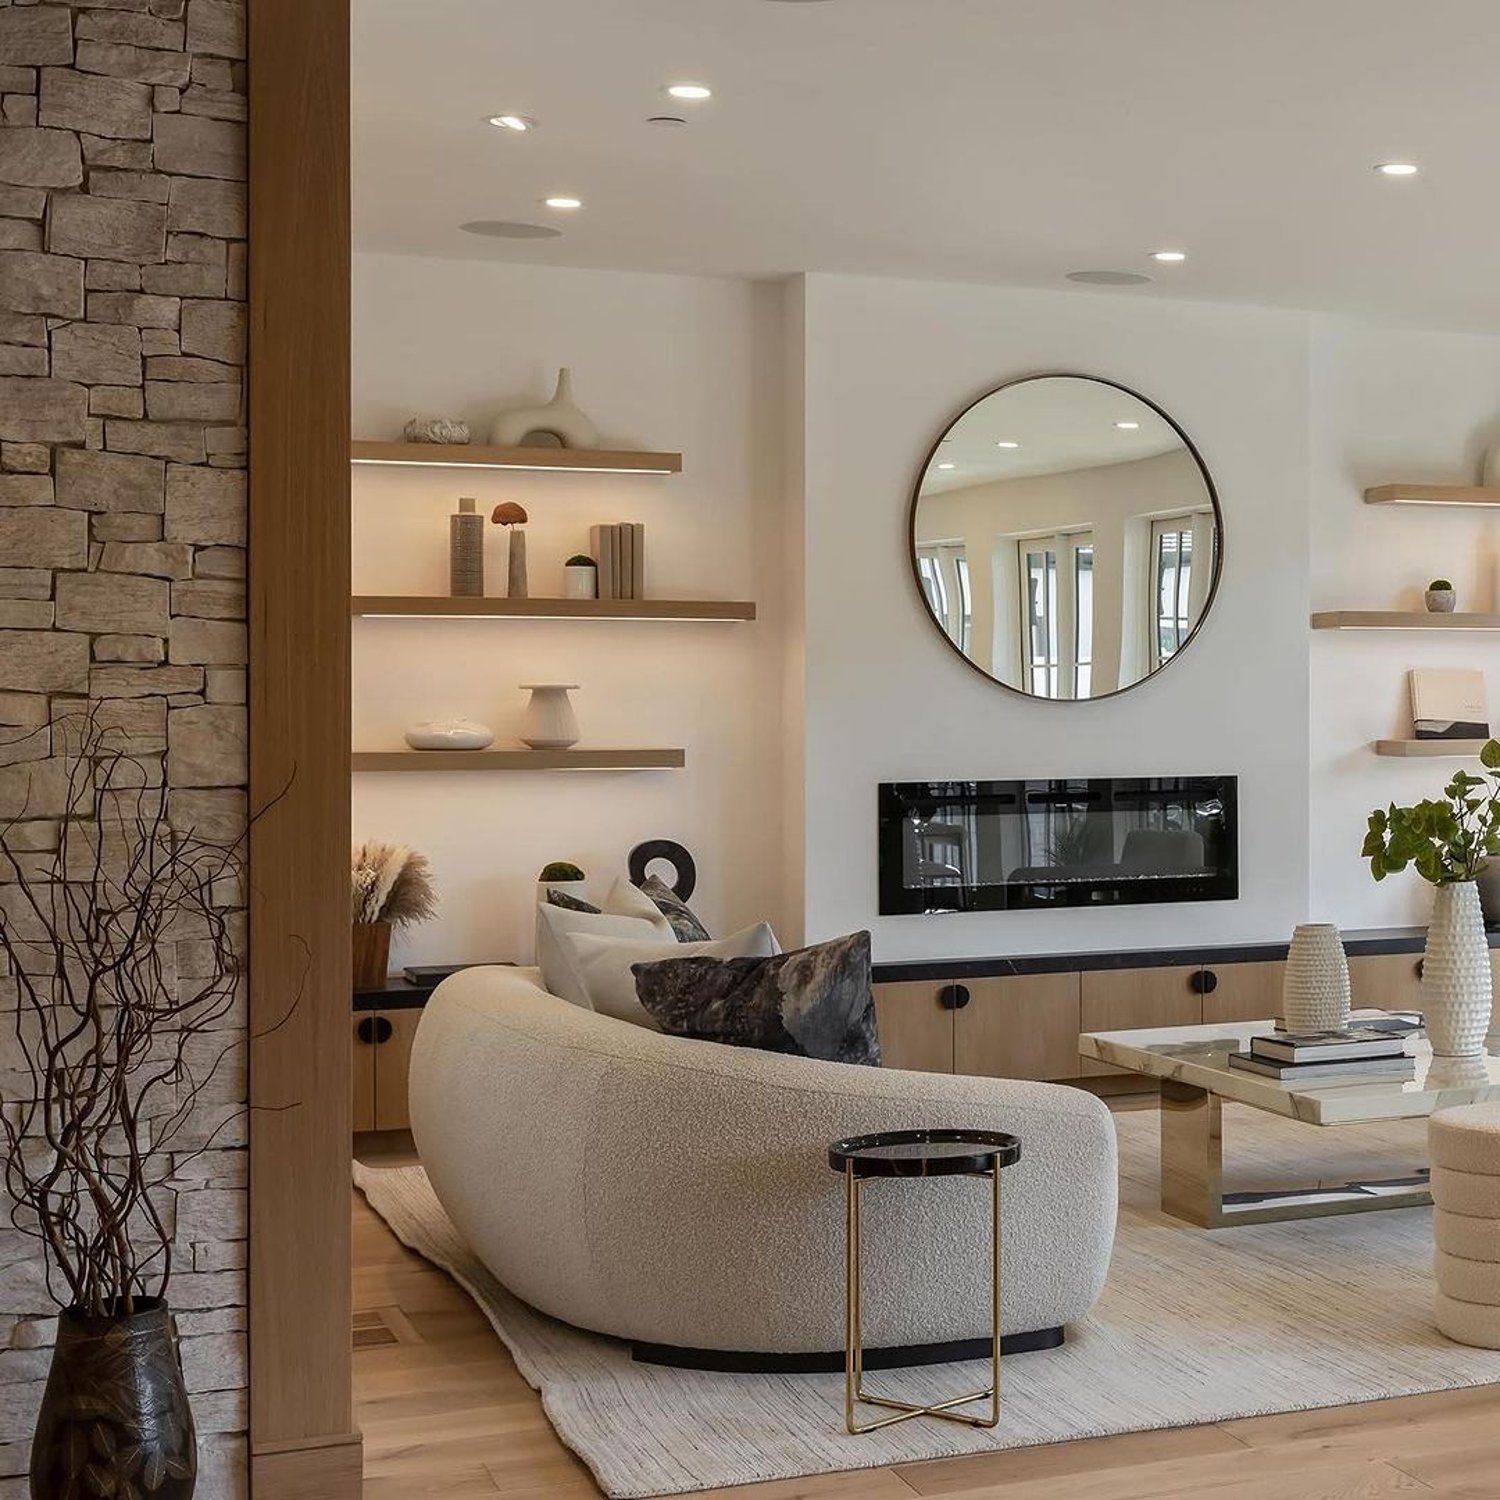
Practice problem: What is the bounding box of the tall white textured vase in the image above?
[1422,881,1494,1057]
[1282,924,1352,1031]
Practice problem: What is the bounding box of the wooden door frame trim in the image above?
[247,2,359,1495]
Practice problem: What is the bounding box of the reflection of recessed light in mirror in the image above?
[1114,420,1141,430]
[543,196,582,210]
[460,220,563,240]
[996,440,1020,449]
[1151,250,1186,263]
[1375,162,1419,176]
[1067,270,1152,286]
[488,114,536,132]
[647,115,687,127]
[666,83,712,100]
[936,462,956,470]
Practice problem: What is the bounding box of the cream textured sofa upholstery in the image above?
[410,965,1118,1356]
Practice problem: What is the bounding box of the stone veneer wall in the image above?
[0,1,247,1494]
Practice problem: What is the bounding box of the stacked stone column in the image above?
[1431,1103,1500,1349]
[0,2,247,1495]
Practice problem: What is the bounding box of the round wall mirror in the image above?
[909,374,1222,700]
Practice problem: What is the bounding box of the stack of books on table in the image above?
[1229,1026,1417,1081]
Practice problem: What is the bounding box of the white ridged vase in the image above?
[1282,924,1352,1031]
[1422,881,1494,1058]
[518,683,580,749]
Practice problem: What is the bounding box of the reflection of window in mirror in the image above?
[916,542,970,653]
[1074,543,1094,698]
[1020,543,1058,697]
[1018,533,1092,698]
[1149,514,1214,669]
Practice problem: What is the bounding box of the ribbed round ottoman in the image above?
[1430,1104,1500,1349]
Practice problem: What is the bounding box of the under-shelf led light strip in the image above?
[350,456,678,475]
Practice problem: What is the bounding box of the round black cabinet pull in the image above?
[939,983,971,1010]
[356,1015,394,1044]
[1191,969,1219,995]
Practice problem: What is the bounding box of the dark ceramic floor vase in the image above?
[31,1299,196,1500]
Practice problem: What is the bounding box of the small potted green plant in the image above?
[1363,741,1500,1054]
[564,554,598,600]
[1426,578,1457,613]
[538,860,588,906]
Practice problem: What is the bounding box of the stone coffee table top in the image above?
[1080,1019,1500,1126]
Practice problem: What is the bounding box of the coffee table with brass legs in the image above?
[827,1128,1021,1435]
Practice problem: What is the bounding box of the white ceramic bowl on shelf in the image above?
[404,718,496,751]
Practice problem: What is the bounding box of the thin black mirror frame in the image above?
[907,372,1226,703]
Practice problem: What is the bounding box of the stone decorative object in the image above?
[519,683,581,749]
[404,718,495,751]
[1281,923,1352,1031]
[403,416,470,445]
[489,367,599,449]
[1426,580,1458,613]
[449,495,484,597]
[1422,881,1494,1056]
[492,501,528,599]
[564,555,597,600]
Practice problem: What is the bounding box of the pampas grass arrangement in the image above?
[352,840,438,930]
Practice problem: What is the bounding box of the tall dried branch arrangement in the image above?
[0,707,243,1317]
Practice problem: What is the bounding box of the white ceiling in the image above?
[353,0,1500,329]
[919,378,1182,492]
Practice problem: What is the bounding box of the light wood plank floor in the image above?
[353,1124,1500,1500]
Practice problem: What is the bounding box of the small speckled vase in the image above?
[1423,881,1494,1057]
[1281,923,1351,1032]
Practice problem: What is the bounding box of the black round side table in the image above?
[827,1128,1021,1435]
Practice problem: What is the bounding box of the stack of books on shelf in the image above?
[589,523,646,599]
[1229,1026,1416,1081]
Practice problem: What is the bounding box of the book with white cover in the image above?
[1410,667,1489,740]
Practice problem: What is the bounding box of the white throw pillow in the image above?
[535,891,673,1009]
[560,923,780,1030]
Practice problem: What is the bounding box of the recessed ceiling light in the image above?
[1067,270,1152,286]
[937,461,956,471]
[1375,162,1419,176]
[996,440,1020,449]
[488,114,536,132]
[1151,250,1186,263]
[1114,420,1141,430]
[647,115,687,127]
[543,196,582,210]
[460,220,562,240]
[666,83,712,100]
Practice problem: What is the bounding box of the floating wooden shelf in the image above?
[351,596,755,621]
[1373,739,1490,758]
[351,748,685,773]
[1312,611,1500,631]
[1364,485,1500,507]
[351,440,681,474]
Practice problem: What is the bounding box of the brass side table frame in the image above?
[829,1129,1021,1435]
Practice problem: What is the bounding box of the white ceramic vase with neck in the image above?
[1281,924,1351,1032]
[1422,880,1494,1057]
[519,683,580,749]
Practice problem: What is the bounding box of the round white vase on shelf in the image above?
[1422,881,1494,1057]
[1281,923,1352,1031]
[519,683,581,749]
[489,368,599,449]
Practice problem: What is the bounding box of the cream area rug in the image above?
[354,1104,1500,1498]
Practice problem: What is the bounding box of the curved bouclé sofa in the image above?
[409,966,1118,1364]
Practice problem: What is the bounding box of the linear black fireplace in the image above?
[878,776,1238,915]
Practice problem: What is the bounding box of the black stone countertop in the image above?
[869,926,1500,985]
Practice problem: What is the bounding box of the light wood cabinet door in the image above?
[1201,960,1284,1025]
[1079,966,1203,1075]
[873,981,954,1073]
[352,1015,376,1133]
[373,1009,423,1131]
[954,973,1083,1081]
[1349,953,1424,1013]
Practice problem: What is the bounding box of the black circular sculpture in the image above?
[628,839,697,900]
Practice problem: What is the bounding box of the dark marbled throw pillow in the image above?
[632,930,881,1066]
[545,888,601,914]
[639,873,711,943]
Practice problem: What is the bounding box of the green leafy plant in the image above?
[1428,578,1454,591]
[540,860,585,882]
[566,554,596,568]
[1363,741,1500,884]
